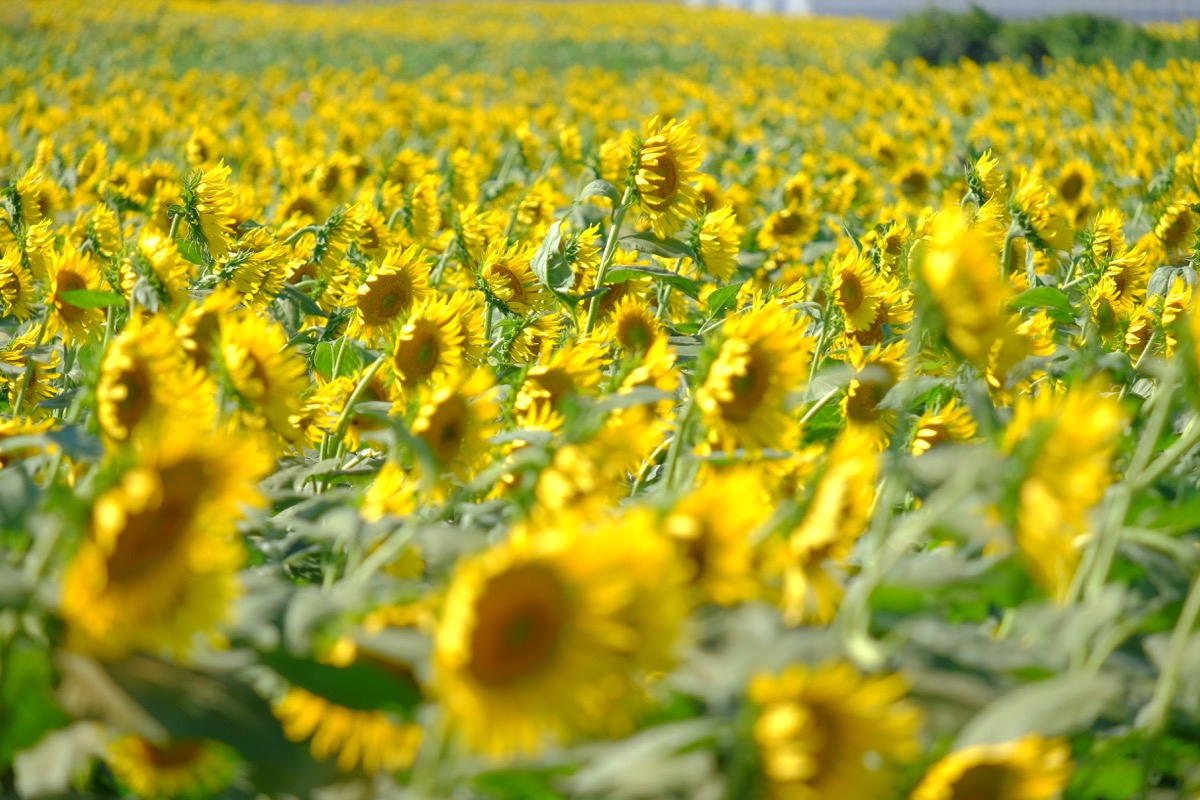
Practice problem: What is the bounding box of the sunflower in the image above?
[221,226,293,310]
[120,227,194,310]
[771,427,878,625]
[1008,169,1073,251]
[0,416,57,470]
[534,416,659,514]
[105,736,239,799]
[218,310,309,442]
[411,368,499,488]
[512,337,605,431]
[758,202,819,250]
[967,148,1006,203]
[97,315,214,445]
[694,205,742,281]
[351,245,431,342]
[1000,383,1125,602]
[697,301,811,453]
[600,294,662,356]
[390,295,467,390]
[1154,200,1196,258]
[0,246,36,321]
[2,330,62,415]
[434,510,687,756]
[633,116,703,238]
[1088,208,1126,263]
[404,173,442,245]
[186,160,236,260]
[919,210,1017,369]
[840,340,909,451]
[45,247,106,345]
[176,287,241,372]
[911,735,1074,800]
[60,424,270,658]
[664,469,770,605]
[506,312,565,364]
[748,661,921,800]
[911,398,978,456]
[361,459,417,522]
[829,251,894,334]
[479,239,545,315]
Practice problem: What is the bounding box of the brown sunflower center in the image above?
[109,361,153,439]
[1060,172,1085,204]
[837,273,864,312]
[771,208,805,237]
[945,762,1011,800]
[137,738,205,769]
[468,563,566,686]
[393,321,443,382]
[105,461,206,584]
[720,353,770,423]
[55,271,89,322]
[359,273,411,326]
[420,396,468,465]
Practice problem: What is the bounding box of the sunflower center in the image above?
[105,461,205,584]
[359,273,411,326]
[838,273,864,312]
[420,397,468,465]
[617,315,654,353]
[393,321,443,382]
[772,208,805,237]
[946,762,1011,800]
[1060,172,1084,204]
[654,154,679,201]
[137,738,205,769]
[55,271,89,321]
[112,362,153,438]
[720,353,771,423]
[468,563,566,686]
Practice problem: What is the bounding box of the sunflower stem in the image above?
[584,185,635,335]
[1140,569,1200,734]
[1077,360,1176,603]
[329,357,385,456]
[1134,416,1200,491]
[11,358,35,414]
[167,210,181,241]
[662,390,698,491]
[1000,221,1021,277]
[798,383,843,427]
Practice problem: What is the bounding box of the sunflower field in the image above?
[2,1,1200,797]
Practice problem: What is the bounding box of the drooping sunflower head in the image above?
[105,736,239,800]
[747,662,921,800]
[697,302,811,453]
[120,227,193,310]
[218,309,309,441]
[390,295,467,391]
[694,205,742,282]
[412,367,499,488]
[0,245,36,321]
[352,244,431,342]
[633,116,703,238]
[480,239,545,316]
[512,337,606,431]
[187,159,236,260]
[1088,207,1126,263]
[910,735,1074,800]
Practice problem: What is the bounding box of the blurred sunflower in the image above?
[61,424,269,657]
[120,227,193,310]
[693,205,742,281]
[748,661,921,800]
[911,398,978,456]
[96,315,213,444]
[600,294,662,356]
[513,337,605,431]
[829,251,893,335]
[633,116,702,238]
[1001,383,1124,601]
[697,301,811,453]
[840,340,909,451]
[434,511,686,756]
[0,246,36,321]
[911,735,1074,800]
[479,239,544,315]
[218,310,308,442]
[185,160,236,260]
[105,736,239,799]
[412,367,499,488]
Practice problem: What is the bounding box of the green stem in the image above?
[1141,570,1200,734]
[167,210,181,241]
[662,390,698,491]
[329,357,384,453]
[282,224,321,246]
[1077,362,1176,602]
[1134,417,1200,492]
[584,186,636,335]
[799,383,843,427]
[11,359,35,414]
[1001,222,1020,276]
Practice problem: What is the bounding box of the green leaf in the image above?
[576,179,620,206]
[706,281,745,318]
[1007,286,1074,315]
[105,655,337,794]
[473,767,573,800]
[57,289,124,309]
[175,237,206,266]
[606,265,701,300]
[620,231,697,261]
[258,648,422,717]
[530,220,575,294]
[0,641,70,766]
[954,672,1121,748]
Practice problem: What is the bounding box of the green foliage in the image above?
[881,7,1194,69]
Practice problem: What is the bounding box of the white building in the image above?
[683,0,1199,20]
